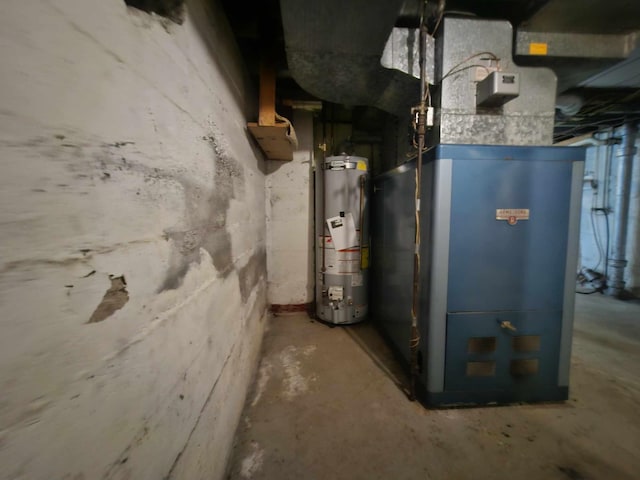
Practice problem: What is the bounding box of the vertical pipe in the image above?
[409,18,429,401]
[321,104,327,274]
[604,128,615,209]
[358,175,366,270]
[606,122,638,297]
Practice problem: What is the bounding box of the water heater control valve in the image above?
[328,286,344,301]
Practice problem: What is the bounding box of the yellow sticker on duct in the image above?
[529,43,548,55]
[360,246,370,270]
[357,160,367,171]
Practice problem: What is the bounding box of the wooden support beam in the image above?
[248,54,295,160]
[258,60,276,126]
[247,123,293,160]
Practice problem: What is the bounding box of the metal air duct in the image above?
[279,0,419,116]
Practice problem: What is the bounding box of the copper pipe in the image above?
[409,18,429,402]
[358,174,366,270]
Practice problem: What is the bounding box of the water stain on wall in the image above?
[238,248,267,303]
[8,131,262,298]
[159,127,245,291]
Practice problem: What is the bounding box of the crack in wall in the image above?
[162,342,237,480]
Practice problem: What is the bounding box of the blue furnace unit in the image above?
[371,144,585,406]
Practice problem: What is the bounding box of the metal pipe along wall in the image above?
[606,121,638,297]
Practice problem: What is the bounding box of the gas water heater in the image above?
[315,155,369,324]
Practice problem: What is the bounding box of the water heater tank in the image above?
[315,155,369,324]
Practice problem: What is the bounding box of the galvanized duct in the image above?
[279,0,419,117]
[606,121,638,297]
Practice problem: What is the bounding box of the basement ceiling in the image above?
[221,0,640,142]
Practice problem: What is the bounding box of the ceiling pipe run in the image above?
[606,121,638,297]
[556,93,584,118]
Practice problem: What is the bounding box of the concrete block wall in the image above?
[0,1,267,479]
[265,110,315,306]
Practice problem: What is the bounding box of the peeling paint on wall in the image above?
[87,275,129,323]
[124,0,185,25]
[239,441,264,479]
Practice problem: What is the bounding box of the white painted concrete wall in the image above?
[627,139,640,294]
[579,145,608,272]
[578,132,640,295]
[0,1,267,479]
[265,110,315,305]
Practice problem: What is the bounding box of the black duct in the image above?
[279,0,419,117]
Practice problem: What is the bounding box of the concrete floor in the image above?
[226,294,640,480]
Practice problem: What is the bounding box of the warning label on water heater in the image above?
[496,208,530,225]
[319,236,361,274]
[326,213,358,251]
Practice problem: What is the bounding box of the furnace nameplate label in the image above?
[496,208,530,225]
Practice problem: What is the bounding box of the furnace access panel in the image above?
[371,144,585,406]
